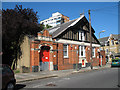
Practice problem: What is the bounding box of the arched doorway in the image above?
[40,46,50,71]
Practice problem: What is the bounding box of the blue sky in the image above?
[2,2,118,39]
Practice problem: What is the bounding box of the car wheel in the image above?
[6,82,15,90]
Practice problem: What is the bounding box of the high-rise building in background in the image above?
[40,12,69,27]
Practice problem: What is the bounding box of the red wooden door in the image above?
[40,47,50,63]
[82,60,84,65]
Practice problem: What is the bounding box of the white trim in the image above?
[56,39,100,47]
[68,15,84,27]
[38,36,53,41]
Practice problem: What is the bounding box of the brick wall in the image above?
[30,41,40,72]
[62,14,69,23]
[85,46,102,66]
[57,43,80,70]
[52,43,58,65]
[100,50,106,65]
[30,30,54,72]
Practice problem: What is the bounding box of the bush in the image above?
[14,70,20,73]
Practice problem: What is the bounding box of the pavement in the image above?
[15,63,111,83]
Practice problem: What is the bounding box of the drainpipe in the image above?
[57,43,58,70]
[101,55,102,67]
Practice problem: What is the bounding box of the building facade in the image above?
[17,15,106,72]
[99,34,120,62]
[40,12,69,27]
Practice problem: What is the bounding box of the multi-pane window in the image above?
[106,49,108,53]
[79,31,85,41]
[63,44,68,58]
[107,41,109,46]
[79,46,85,57]
[92,48,95,57]
[111,40,114,46]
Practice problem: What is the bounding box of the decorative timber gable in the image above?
[55,17,99,44]
[47,15,100,44]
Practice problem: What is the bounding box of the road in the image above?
[16,68,119,89]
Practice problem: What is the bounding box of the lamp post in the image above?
[88,10,93,69]
[99,30,105,39]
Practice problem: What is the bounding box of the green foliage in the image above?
[42,24,52,30]
[112,58,120,60]
[46,24,52,29]
[2,5,44,69]
[14,70,20,74]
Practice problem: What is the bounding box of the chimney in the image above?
[80,13,83,17]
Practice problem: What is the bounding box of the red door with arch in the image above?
[40,46,50,71]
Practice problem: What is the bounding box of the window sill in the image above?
[64,56,69,58]
[79,56,86,58]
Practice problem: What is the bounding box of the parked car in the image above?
[0,64,16,90]
[111,59,120,67]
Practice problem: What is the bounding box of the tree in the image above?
[2,5,44,69]
[46,24,52,29]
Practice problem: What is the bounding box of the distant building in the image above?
[99,34,120,62]
[40,12,69,27]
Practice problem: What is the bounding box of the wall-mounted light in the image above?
[75,46,77,49]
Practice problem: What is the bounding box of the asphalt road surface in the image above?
[16,68,119,89]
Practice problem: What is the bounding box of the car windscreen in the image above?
[112,60,118,62]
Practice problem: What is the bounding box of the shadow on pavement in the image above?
[15,84,26,89]
[111,66,120,68]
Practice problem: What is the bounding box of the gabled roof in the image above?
[98,34,120,46]
[99,37,109,46]
[47,18,77,38]
[47,15,91,38]
[112,34,120,40]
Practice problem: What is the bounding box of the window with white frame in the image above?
[63,44,68,58]
[106,49,108,53]
[92,48,95,57]
[79,46,86,57]
[79,31,85,41]
[111,40,114,46]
